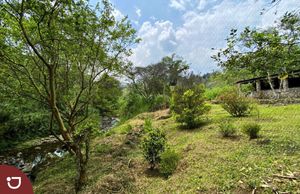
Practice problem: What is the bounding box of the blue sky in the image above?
[90,0,300,74]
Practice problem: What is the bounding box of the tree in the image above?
[162,54,189,86]
[129,62,169,100]
[212,12,300,98]
[0,0,138,191]
[177,72,205,89]
[92,73,122,118]
[121,54,190,114]
[127,54,189,103]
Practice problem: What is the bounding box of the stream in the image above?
[0,136,67,182]
[0,117,119,183]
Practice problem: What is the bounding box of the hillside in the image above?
[33,104,300,194]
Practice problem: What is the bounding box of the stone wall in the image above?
[250,87,300,99]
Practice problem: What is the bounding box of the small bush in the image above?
[219,121,237,137]
[218,91,252,117]
[143,118,152,133]
[242,123,261,139]
[159,149,180,177]
[141,122,166,169]
[171,84,210,129]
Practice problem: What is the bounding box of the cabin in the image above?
[236,70,300,99]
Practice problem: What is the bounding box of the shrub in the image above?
[219,121,237,137]
[242,123,261,139]
[159,149,180,177]
[218,91,252,117]
[149,95,170,111]
[141,123,166,169]
[118,91,149,120]
[204,86,234,101]
[143,118,152,133]
[171,84,210,129]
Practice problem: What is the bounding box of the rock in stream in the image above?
[0,136,68,182]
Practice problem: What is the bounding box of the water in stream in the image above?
[0,136,67,182]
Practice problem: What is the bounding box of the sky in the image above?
[90,0,300,74]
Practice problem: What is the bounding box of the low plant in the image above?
[122,124,133,134]
[95,144,112,154]
[141,122,166,169]
[143,118,152,133]
[159,149,180,177]
[219,121,237,137]
[242,123,261,139]
[218,90,253,117]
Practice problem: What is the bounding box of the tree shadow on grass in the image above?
[144,168,166,179]
[220,134,242,141]
[177,121,211,132]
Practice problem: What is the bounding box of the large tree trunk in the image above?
[74,128,91,193]
[48,66,90,192]
[75,148,87,193]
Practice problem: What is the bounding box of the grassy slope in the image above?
[34,104,300,194]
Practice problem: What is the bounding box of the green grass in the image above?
[33,104,300,193]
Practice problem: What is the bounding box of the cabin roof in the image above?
[236,69,300,84]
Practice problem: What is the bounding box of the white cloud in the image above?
[130,21,177,66]
[169,0,190,11]
[135,7,142,18]
[131,0,300,73]
[112,8,124,21]
[197,0,208,11]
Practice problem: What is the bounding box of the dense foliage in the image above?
[92,74,122,117]
[159,149,180,177]
[141,122,166,169]
[243,123,261,139]
[0,0,138,191]
[204,85,234,101]
[218,91,253,117]
[0,100,50,149]
[119,54,208,118]
[171,84,210,129]
[118,89,149,120]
